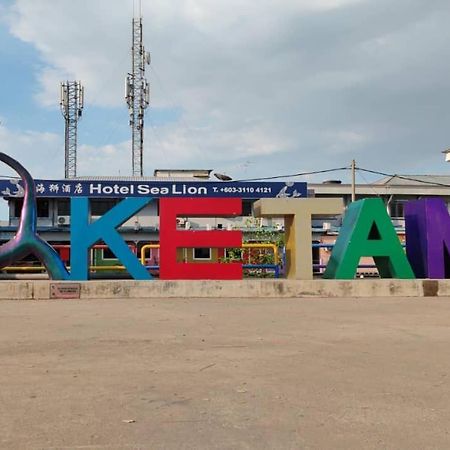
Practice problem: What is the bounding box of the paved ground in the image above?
[1,297,450,449]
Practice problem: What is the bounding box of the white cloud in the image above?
[6,0,374,113]
[77,141,130,176]
[75,120,290,177]
[324,130,371,155]
[0,124,64,220]
[4,0,450,179]
[0,124,63,179]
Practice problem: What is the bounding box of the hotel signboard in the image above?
[0,179,307,199]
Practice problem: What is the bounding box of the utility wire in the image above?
[1,165,450,188]
[233,166,350,182]
[0,167,350,183]
[356,169,382,197]
[356,167,450,188]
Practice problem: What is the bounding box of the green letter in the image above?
[323,198,414,279]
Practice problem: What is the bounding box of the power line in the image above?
[0,167,350,183]
[356,167,450,188]
[356,169,382,197]
[1,164,450,189]
[233,166,350,182]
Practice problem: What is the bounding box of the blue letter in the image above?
[70,197,152,280]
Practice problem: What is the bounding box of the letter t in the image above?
[253,198,343,279]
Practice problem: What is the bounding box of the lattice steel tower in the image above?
[125,14,150,177]
[60,81,84,178]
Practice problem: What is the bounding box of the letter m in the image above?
[405,198,450,278]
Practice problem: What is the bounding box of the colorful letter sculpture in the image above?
[159,198,243,279]
[70,197,153,280]
[0,152,69,280]
[323,198,414,279]
[253,198,344,279]
[3,152,445,282]
[405,198,450,278]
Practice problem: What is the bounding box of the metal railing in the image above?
[140,243,281,277]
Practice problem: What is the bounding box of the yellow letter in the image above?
[253,198,343,279]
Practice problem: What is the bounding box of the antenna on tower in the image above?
[60,81,84,179]
[125,5,150,177]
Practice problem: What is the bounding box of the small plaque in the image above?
[50,283,81,299]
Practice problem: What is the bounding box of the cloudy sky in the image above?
[1,0,450,194]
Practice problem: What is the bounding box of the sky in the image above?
[1,0,450,215]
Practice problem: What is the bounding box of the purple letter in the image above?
[405,198,450,278]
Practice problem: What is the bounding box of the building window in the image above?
[37,200,50,218]
[90,199,119,216]
[102,248,117,260]
[390,200,407,219]
[13,199,22,217]
[14,199,49,218]
[193,248,211,260]
[57,199,70,216]
[242,200,253,216]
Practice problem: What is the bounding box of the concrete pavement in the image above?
[1,297,450,449]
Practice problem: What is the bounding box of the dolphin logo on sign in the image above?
[1,178,24,197]
[0,153,69,279]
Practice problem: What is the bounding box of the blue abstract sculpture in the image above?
[0,152,69,279]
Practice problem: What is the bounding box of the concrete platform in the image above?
[0,278,449,299]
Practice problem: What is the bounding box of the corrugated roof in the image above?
[373,175,450,186]
[153,169,212,177]
[73,176,212,182]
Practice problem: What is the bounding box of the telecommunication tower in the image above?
[125,14,150,177]
[60,81,84,178]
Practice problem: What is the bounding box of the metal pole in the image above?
[351,159,356,202]
[126,14,150,177]
[61,81,83,179]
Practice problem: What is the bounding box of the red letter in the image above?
[159,198,242,279]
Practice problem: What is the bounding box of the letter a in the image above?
[323,198,414,279]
